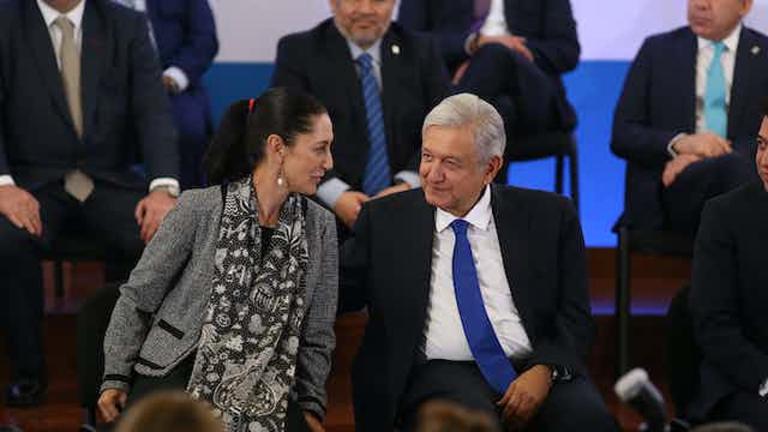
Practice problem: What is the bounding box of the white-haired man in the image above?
[341,94,616,431]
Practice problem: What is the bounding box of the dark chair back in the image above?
[614,222,694,375]
[76,283,122,423]
[666,284,702,419]
[499,129,580,211]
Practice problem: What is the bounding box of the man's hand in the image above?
[304,411,325,432]
[162,75,180,94]
[672,132,732,159]
[134,189,177,243]
[453,60,471,84]
[497,365,552,430]
[0,185,42,237]
[479,35,534,62]
[97,388,127,423]
[373,182,410,199]
[333,191,369,228]
[662,154,701,187]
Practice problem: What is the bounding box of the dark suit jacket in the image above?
[689,182,768,418]
[398,0,579,128]
[611,26,768,229]
[146,0,218,89]
[341,186,594,431]
[0,0,178,191]
[271,19,448,191]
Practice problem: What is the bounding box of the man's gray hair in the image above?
[422,93,506,163]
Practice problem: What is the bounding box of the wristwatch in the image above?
[151,184,180,198]
[759,377,768,398]
[549,365,573,383]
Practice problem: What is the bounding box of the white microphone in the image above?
[614,368,667,432]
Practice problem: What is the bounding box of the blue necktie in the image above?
[704,41,727,138]
[356,53,391,196]
[451,220,517,394]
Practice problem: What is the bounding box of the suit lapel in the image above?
[380,29,407,155]
[729,28,756,138]
[680,29,698,131]
[23,0,74,130]
[503,0,516,27]
[491,186,534,328]
[324,23,368,148]
[145,0,157,21]
[81,2,106,138]
[400,192,436,339]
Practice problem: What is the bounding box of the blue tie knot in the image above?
[451,219,469,237]
[357,52,374,71]
[712,41,726,57]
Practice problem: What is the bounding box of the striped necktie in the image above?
[704,41,728,138]
[357,53,391,196]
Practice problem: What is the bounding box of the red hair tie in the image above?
[248,98,255,113]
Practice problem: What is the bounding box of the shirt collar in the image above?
[435,185,493,233]
[697,23,742,54]
[37,0,86,31]
[345,35,383,66]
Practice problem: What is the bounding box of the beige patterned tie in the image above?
[55,16,93,202]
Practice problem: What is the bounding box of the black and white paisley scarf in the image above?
[187,177,309,432]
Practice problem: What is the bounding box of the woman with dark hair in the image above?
[97,87,337,432]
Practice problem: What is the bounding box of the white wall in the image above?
[575,0,768,60]
[210,0,332,62]
[210,0,768,62]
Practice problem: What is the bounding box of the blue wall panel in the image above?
[563,61,630,247]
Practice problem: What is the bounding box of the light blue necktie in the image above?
[451,220,517,394]
[704,41,728,138]
[356,53,391,196]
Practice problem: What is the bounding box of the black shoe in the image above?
[5,378,47,407]
[0,425,24,432]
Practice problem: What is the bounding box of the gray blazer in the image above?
[101,186,338,418]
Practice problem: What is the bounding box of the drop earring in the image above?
[277,165,286,187]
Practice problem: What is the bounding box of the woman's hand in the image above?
[98,388,128,423]
[304,411,325,432]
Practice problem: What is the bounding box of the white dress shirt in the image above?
[424,185,533,361]
[37,0,85,63]
[315,29,420,208]
[479,0,510,37]
[0,0,178,192]
[669,24,742,156]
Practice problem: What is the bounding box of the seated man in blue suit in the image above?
[612,0,766,234]
[0,0,179,406]
[115,0,218,189]
[689,106,768,430]
[271,0,448,232]
[341,94,616,431]
[398,0,580,181]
